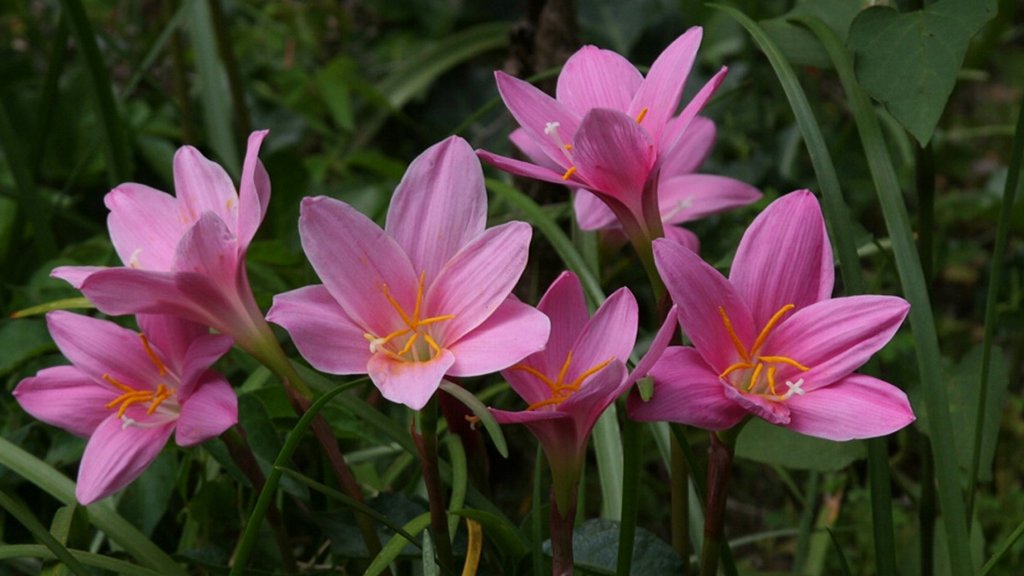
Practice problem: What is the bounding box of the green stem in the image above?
[866,437,898,576]
[918,430,936,576]
[672,436,691,574]
[700,427,741,576]
[615,417,643,576]
[549,485,578,576]
[414,396,455,571]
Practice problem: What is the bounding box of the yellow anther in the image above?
[758,356,810,372]
[750,304,795,355]
[718,303,810,398]
[365,272,455,362]
[635,107,649,124]
[139,334,168,376]
[521,354,615,411]
[718,306,749,361]
[563,143,573,151]
[561,166,578,181]
[747,362,765,392]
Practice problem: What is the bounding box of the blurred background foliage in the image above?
[0,0,1022,574]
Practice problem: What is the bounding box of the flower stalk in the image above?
[414,396,455,571]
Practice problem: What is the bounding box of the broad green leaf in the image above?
[365,512,432,576]
[761,0,863,68]
[0,319,54,377]
[579,0,660,55]
[118,451,177,537]
[315,56,357,132]
[735,418,865,471]
[189,0,239,176]
[557,518,684,575]
[847,0,998,145]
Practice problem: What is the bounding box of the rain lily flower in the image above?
[13,312,236,504]
[267,136,550,410]
[52,131,275,356]
[490,271,677,514]
[629,191,915,440]
[477,27,734,239]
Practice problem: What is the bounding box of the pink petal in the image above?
[386,137,487,284]
[572,108,655,205]
[531,272,590,380]
[446,297,549,377]
[558,360,628,438]
[237,130,271,247]
[627,347,746,429]
[627,305,678,385]
[75,415,175,504]
[652,238,756,373]
[13,366,112,437]
[367,350,455,410]
[176,373,238,446]
[729,190,834,328]
[663,225,701,253]
[659,67,728,159]
[172,145,239,235]
[722,385,791,425]
[658,175,762,224]
[298,196,418,337]
[659,116,715,178]
[628,27,703,144]
[45,312,163,394]
[78,267,202,319]
[177,333,234,399]
[267,285,372,375]
[136,315,210,375]
[785,374,915,441]
[426,222,532,345]
[173,212,241,289]
[105,184,184,270]
[564,287,637,386]
[475,150,579,187]
[51,265,106,289]
[573,190,617,230]
[495,71,580,169]
[762,295,910,391]
[509,128,558,169]
[556,46,643,113]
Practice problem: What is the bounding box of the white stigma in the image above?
[781,378,806,400]
[128,248,143,269]
[544,121,560,135]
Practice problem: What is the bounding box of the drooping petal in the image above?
[78,267,202,319]
[658,175,762,224]
[495,72,580,169]
[762,295,910,391]
[573,190,617,230]
[532,272,591,379]
[729,190,834,326]
[446,297,549,377]
[172,145,239,235]
[475,150,582,187]
[298,196,418,337]
[659,67,728,160]
[237,130,271,247]
[175,372,238,446]
[558,360,628,437]
[509,128,559,169]
[13,366,113,437]
[628,27,703,143]
[51,265,106,289]
[721,385,791,425]
[556,46,643,113]
[136,314,211,376]
[426,221,532,344]
[663,225,700,252]
[105,184,185,271]
[627,347,746,429]
[785,374,915,441]
[75,414,175,504]
[659,116,715,178]
[387,137,487,283]
[173,212,241,290]
[177,333,235,399]
[627,305,678,385]
[45,311,162,392]
[367,350,455,410]
[572,108,655,204]
[652,238,756,373]
[564,287,637,385]
[267,285,372,375]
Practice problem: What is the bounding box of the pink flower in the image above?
[490,272,676,512]
[477,28,746,238]
[13,312,237,504]
[629,191,915,441]
[52,131,273,353]
[267,136,550,410]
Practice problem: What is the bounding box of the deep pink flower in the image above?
[490,272,676,512]
[52,131,273,353]
[477,28,744,238]
[14,312,236,504]
[629,191,915,441]
[267,136,550,410]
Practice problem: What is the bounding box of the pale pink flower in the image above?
[52,131,273,353]
[267,136,550,410]
[629,191,915,440]
[14,312,236,504]
[477,28,753,239]
[490,272,676,512]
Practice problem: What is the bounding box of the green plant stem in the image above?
[978,515,1024,576]
[0,491,89,576]
[917,430,936,576]
[221,426,296,571]
[532,446,546,576]
[672,436,691,574]
[615,417,643,576]
[967,88,1024,521]
[550,485,578,576]
[414,396,455,572]
[700,427,741,576]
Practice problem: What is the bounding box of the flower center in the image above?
[363,272,455,363]
[717,304,810,400]
[511,351,614,410]
[543,108,649,182]
[102,334,177,419]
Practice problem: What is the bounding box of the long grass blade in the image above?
[365,513,433,576]
[58,0,131,183]
[0,490,89,576]
[795,15,972,575]
[188,0,240,176]
[0,99,56,259]
[0,544,165,576]
[978,515,1024,576]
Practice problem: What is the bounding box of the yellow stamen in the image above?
[563,144,573,151]
[365,272,455,362]
[719,361,753,380]
[635,107,649,124]
[758,356,810,372]
[747,362,765,392]
[561,166,577,181]
[523,354,615,410]
[717,303,811,399]
[749,304,795,355]
[510,363,557,390]
[766,366,778,396]
[102,374,174,418]
[718,306,749,360]
[139,334,168,376]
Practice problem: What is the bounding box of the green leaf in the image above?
[439,380,507,458]
[315,57,357,132]
[118,451,177,537]
[451,508,529,563]
[847,0,998,146]
[188,0,240,176]
[735,418,865,471]
[761,0,863,68]
[564,518,684,575]
[365,512,432,576]
[0,319,53,377]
